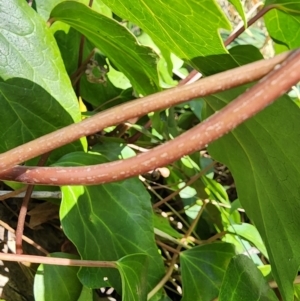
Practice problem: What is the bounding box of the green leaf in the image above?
[34,0,112,20]
[180,243,235,301]
[50,1,160,95]
[0,78,83,163]
[77,286,94,301]
[207,91,300,300]
[219,255,278,301]
[227,223,268,259]
[34,252,82,301]
[153,213,182,239]
[264,5,300,49]
[0,0,82,124]
[57,152,164,293]
[265,0,300,12]
[228,0,247,26]
[99,0,230,60]
[116,254,148,301]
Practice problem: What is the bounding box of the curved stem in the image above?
[0,51,292,174]
[225,5,276,46]
[15,153,50,254]
[1,49,300,186]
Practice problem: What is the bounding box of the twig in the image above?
[225,5,275,46]
[153,162,215,209]
[0,187,27,201]
[0,51,292,175]
[148,200,207,299]
[0,220,49,255]
[0,252,116,268]
[0,191,61,199]
[15,153,50,254]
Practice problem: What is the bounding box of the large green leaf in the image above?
[180,243,235,301]
[206,90,300,300]
[34,252,82,301]
[116,254,148,301]
[57,152,164,293]
[219,255,278,301]
[99,0,230,60]
[0,78,82,163]
[50,1,160,95]
[0,0,81,123]
[264,3,300,50]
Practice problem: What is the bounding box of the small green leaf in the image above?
[180,243,235,301]
[34,252,82,301]
[116,254,148,301]
[50,1,160,95]
[153,213,182,239]
[219,255,278,301]
[228,0,247,26]
[227,223,268,259]
[264,5,300,49]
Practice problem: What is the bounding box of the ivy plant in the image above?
[0,0,300,301]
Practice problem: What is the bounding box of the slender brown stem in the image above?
[15,153,50,254]
[148,197,207,299]
[0,187,27,201]
[224,5,276,46]
[155,240,180,255]
[0,51,291,175]
[70,49,95,81]
[75,35,85,95]
[0,252,117,268]
[127,119,152,143]
[153,162,215,209]
[0,220,49,255]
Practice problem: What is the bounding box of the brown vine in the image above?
[0,49,299,185]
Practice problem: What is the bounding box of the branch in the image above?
[0,252,116,268]
[0,51,292,173]
[1,49,299,185]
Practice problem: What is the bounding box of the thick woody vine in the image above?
[0,49,299,185]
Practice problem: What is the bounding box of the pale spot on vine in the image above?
[50,178,58,182]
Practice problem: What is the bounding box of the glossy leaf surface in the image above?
[116,254,148,301]
[207,91,300,301]
[180,243,235,301]
[0,0,81,123]
[34,252,82,301]
[99,0,230,59]
[219,255,278,301]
